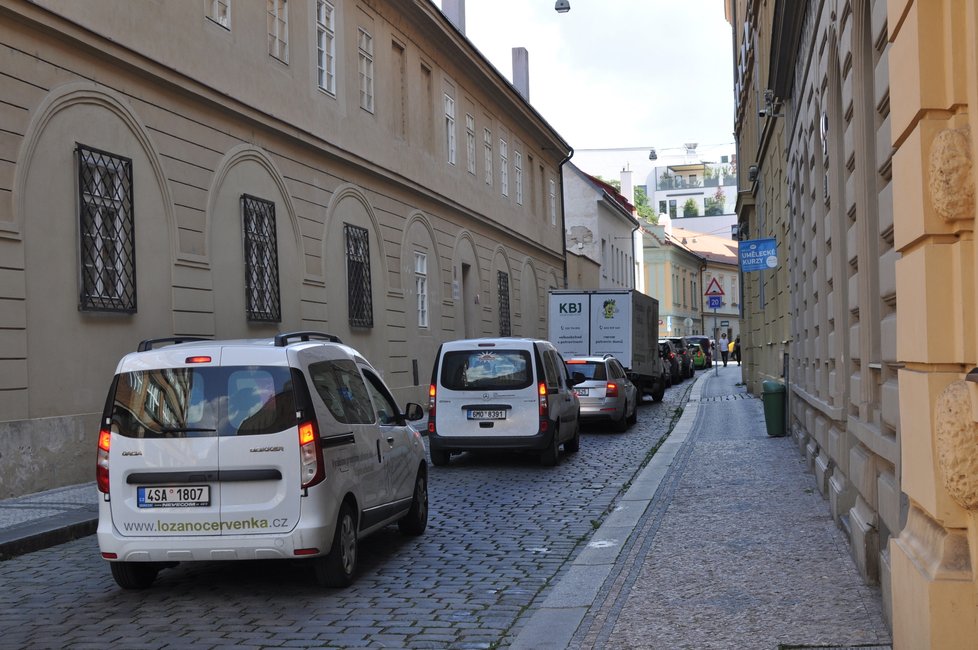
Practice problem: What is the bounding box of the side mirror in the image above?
[403,402,425,422]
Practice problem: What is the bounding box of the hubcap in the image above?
[417,479,428,522]
[339,514,356,574]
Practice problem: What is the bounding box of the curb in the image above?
[0,509,98,561]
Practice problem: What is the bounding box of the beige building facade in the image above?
[732,0,978,645]
[0,0,571,498]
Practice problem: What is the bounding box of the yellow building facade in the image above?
[732,0,978,645]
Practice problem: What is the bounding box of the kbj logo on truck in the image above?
[559,302,582,314]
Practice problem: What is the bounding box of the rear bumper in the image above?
[429,427,553,452]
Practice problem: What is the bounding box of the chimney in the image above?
[443,0,465,33]
[620,168,634,207]
[512,47,530,101]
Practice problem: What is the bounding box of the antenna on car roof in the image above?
[137,337,211,352]
[274,331,343,347]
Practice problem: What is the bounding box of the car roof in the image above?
[441,337,548,351]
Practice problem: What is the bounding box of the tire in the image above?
[564,422,581,453]
[314,503,358,588]
[430,447,450,467]
[540,427,560,466]
[398,470,428,536]
[110,561,159,590]
[627,402,639,425]
[651,383,665,403]
[614,404,629,432]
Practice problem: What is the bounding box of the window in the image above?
[439,349,531,391]
[515,151,523,205]
[242,195,281,322]
[497,271,510,336]
[309,359,374,424]
[267,0,288,62]
[362,369,400,425]
[415,252,428,328]
[549,177,557,225]
[659,200,666,214]
[77,145,135,312]
[316,1,335,94]
[392,42,405,138]
[484,128,493,186]
[465,114,476,175]
[358,28,374,112]
[601,239,607,277]
[500,139,509,197]
[444,94,456,165]
[669,199,677,219]
[345,223,373,327]
[208,0,230,28]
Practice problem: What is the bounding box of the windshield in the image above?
[110,366,296,438]
[440,349,533,390]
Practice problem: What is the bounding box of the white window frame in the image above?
[483,128,493,186]
[415,252,429,328]
[444,94,456,166]
[465,114,476,175]
[549,177,557,225]
[358,27,374,113]
[515,151,523,205]
[267,0,288,63]
[208,0,230,29]
[500,138,509,197]
[316,1,335,95]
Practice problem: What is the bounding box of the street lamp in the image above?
[555,0,570,13]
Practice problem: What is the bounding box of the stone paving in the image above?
[0,376,692,649]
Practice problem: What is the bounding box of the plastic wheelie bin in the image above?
[761,380,786,437]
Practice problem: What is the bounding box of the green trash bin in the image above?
[761,380,786,437]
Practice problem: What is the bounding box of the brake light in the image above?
[566,359,586,364]
[538,382,549,431]
[96,428,111,493]
[185,356,212,364]
[298,420,324,488]
[606,382,619,398]
[427,384,437,434]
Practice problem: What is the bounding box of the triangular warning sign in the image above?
[704,277,724,296]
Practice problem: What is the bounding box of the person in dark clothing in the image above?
[733,336,741,365]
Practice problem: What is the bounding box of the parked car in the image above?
[96,332,429,590]
[686,335,713,368]
[565,355,638,431]
[427,338,582,467]
[659,340,682,385]
[664,336,694,378]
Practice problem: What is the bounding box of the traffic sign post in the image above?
[704,280,725,377]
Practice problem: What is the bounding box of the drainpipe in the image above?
[559,146,574,288]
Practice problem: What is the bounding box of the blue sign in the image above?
[707,295,722,309]
[739,238,778,272]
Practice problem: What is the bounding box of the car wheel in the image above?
[429,447,450,467]
[614,404,629,432]
[628,401,639,425]
[651,384,665,403]
[564,422,581,453]
[398,470,428,536]
[540,427,560,466]
[315,503,358,588]
[110,561,159,590]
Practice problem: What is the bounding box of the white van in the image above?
[96,332,428,589]
[426,338,582,466]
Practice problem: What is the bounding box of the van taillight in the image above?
[298,420,324,488]
[538,382,549,420]
[96,428,111,493]
[606,382,619,398]
[427,384,437,434]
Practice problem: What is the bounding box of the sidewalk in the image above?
[0,482,97,560]
[509,364,892,649]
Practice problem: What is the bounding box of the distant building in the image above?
[669,226,740,341]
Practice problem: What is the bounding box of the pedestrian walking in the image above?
[719,332,729,366]
[734,336,741,365]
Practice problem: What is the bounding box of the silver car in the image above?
[565,355,639,432]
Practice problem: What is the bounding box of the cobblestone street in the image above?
[0,384,692,649]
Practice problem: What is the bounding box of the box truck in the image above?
[548,290,667,402]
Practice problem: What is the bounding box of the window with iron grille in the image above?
[345,223,373,327]
[77,145,136,313]
[497,271,511,337]
[242,195,281,322]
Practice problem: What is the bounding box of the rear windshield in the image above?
[440,349,533,391]
[566,361,606,381]
[109,366,296,438]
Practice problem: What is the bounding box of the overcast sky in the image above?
[436,0,736,180]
